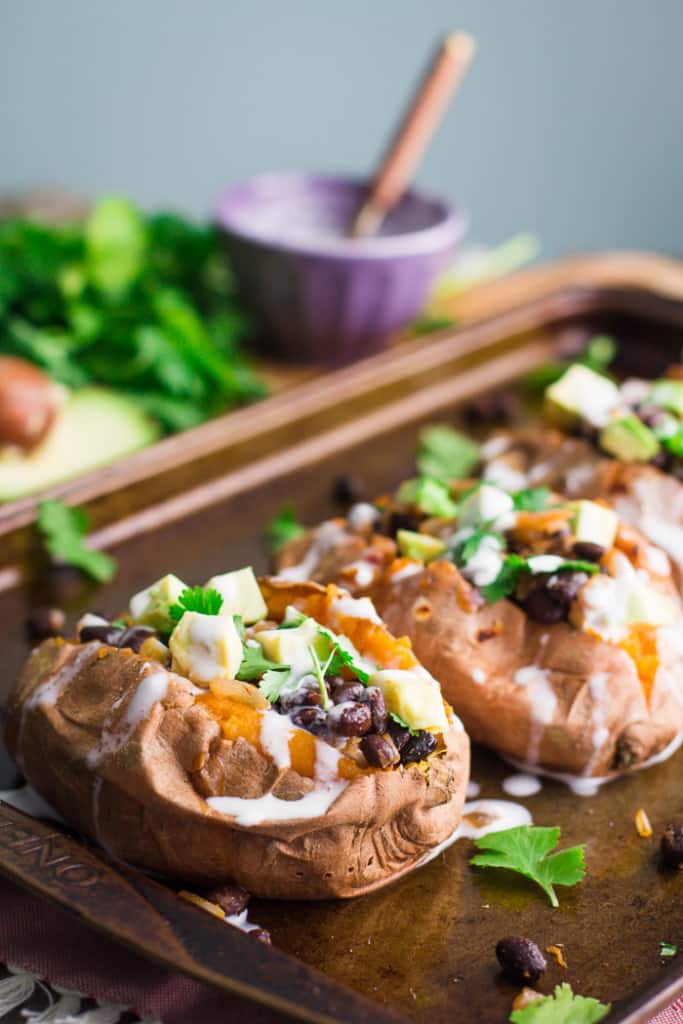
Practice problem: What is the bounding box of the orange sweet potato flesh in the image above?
[5,581,468,899]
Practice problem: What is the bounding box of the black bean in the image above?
[80,623,124,646]
[118,625,156,652]
[660,824,683,869]
[462,391,516,426]
[329,702,372,737]
[332,683,366,705]
[281,676,327,710]
[383,510,424,539]
[360,733,399,769]
[519,571,587,624]
[367,687,388,734]
[496,936,547,984]
[571,541,605,562]
[290,706,328,736]
[332,475,365,507]
[399,730,437,765]
[25,606,65,643]
[203,882,250,916]
[387,718,411,751]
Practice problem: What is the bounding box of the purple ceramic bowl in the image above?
[214,173,467,364]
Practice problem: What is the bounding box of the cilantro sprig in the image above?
[416,424,480,483]
[317,627,370,683]
[397,477,458,518]
[471,825,585,907]
[237,643,288,684]
[512,487,551,512]
[509,983,609,1023]
[264,504,305,553]
[169,586,224,621]
[37,500,116,583]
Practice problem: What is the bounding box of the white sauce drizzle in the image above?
[472,668,486,685]
[258,711,293,769]
[346,502,380,532]
[466,780,481,799]
[502,774,542,797]
[390,562,423,583]
[277,521,348,582]
[483,461,529,492]
[207,781,348,825]
[87,670,170,768]
[331,595,382,624]
[344,560,376,588]
[513,665,558,764]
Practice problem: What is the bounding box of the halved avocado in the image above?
[0,388,160,501]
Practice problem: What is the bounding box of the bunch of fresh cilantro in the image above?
[0,197,265,432]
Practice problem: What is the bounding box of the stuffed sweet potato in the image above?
[276,485,683,780]
[5,569,468,899]
[480,365,683,590]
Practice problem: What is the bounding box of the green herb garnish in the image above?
[512,487,551,511]
[416,425,481,483]
[456,528,505,564]
[238,643,289,684]
[37,500,116,583]
[480,553,527,603]
[264,504,305,553]
[660,942,678,958]
[470,825,585,908]
[308,644,334,709]
[257,667,292,703]
[317,627,370,683]
[509,983,609,1023]
[410,313,456,337]
[396,477,458,518]
[169,586,224,621]
[0,201,265,432]
[523,334,616,394]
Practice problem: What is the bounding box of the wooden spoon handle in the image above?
[350,32,476,238]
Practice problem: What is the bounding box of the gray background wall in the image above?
[1,0,681,259]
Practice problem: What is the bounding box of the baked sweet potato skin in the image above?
[5,586,469,900]
[371,559,683,777]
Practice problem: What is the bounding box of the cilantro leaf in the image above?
[237,643,289,683]
[258,667,292,703]
[509,983,610,1023]
[37,500,116,583]
[417,425,481,483]
[512,487,551,512]
[308,644,334,708]
[396,477,458,518]
[456,528,505,564]
[471,825,585,908]
[480,553,527,603]
[264,504,305,553]
[317,628,370,683]
[523,334,616,394]
[169,586,224,621]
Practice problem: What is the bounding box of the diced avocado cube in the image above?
[570,500,618,549]
[626,586,676,627]
[459,483,514,529]
[205,567,267,625]
[648,379,683,417]
[599,416,660,463]
[370,669,448,733]
[169,611,243,685]
[396,477,458,518]
[544,364,619,429]
[396,529,446,563]
[129,573,187,633]
[256,616,322,668]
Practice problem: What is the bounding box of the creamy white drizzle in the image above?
[258,711,293,769]
[502,774,542,798]
[583,672,611,776]
[466,780,481,799]
[344,560,376,588]
[207,781,348,825]
[276,521,348,582]
[87,669,169,768]
[390,562,423,583]
[483,461,528,492]
[346,503,380,532]
[513,665,558,764]
[471,668,486,685]
[331,594,382,624]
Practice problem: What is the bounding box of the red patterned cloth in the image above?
[0,876,286,1022]
[0,874,680,1022]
